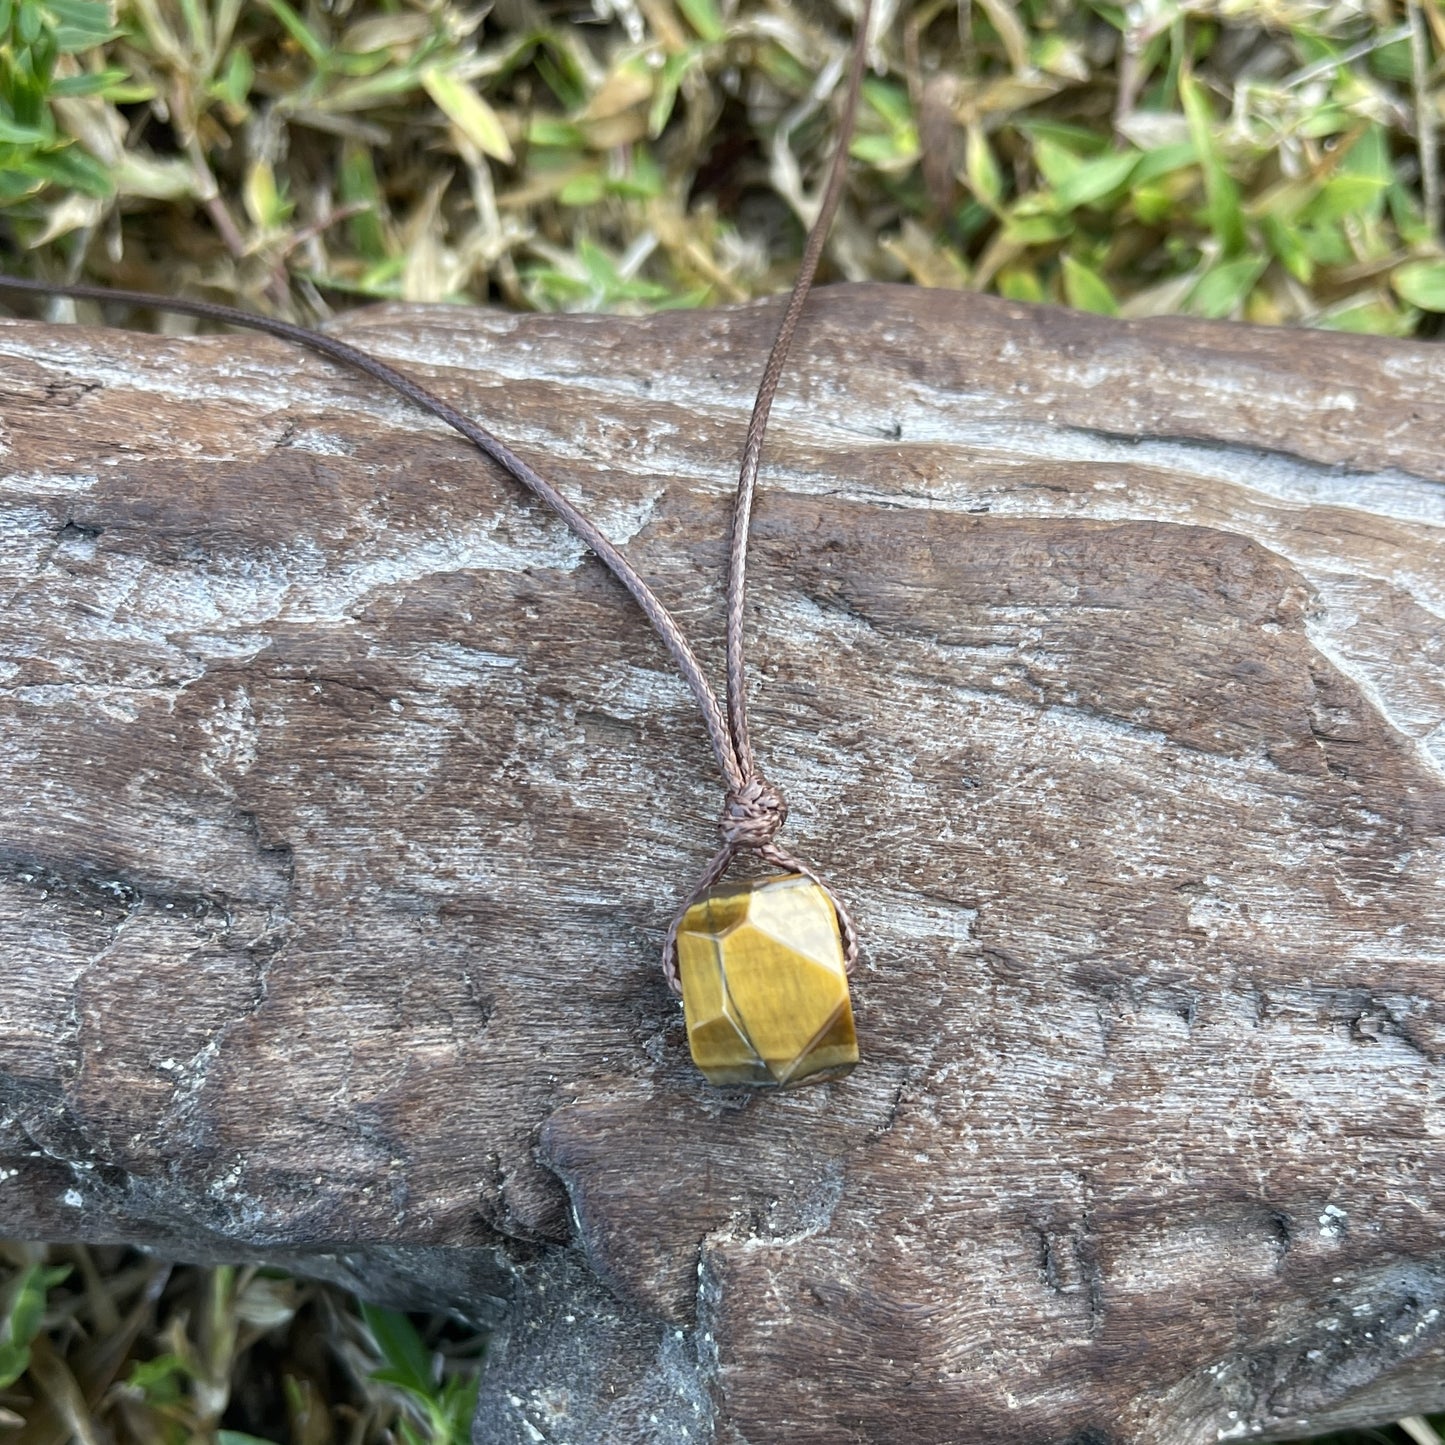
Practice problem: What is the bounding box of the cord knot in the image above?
[719,777,788,850]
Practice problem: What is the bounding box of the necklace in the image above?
[0,0,874,1089]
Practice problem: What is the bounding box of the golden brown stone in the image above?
[676,873,858,1087]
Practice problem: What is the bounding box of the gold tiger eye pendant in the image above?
[675,872,858,1088]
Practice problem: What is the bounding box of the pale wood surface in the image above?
[0,285,1442,1443]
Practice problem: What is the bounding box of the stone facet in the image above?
[676,873,858,1087]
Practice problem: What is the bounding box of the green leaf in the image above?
[211,47,254,111]
[1340,125,1391,186]
[1018,119,1108,155]
[997,266,1044,303]
[43,1,112,24]
[1293,31,1338,68]
[1392,260,1445,312]
[1316,298,1412,336]
[1179,66,1245,255]
[361,1305,436,1399]
[0,1263,71,1390]
[321,65,431,112]
[850,131,915,166]
[558,170,604,205]
[1055,149,1139,210]
[1001,209,1072,244]
[1032,134,1081,190]
[1061,255,1119,315]
[851,79,917,167]
[965,123,1003,208]
[608,148,662,199]
[862,78,912,131]
[1299,221,1352,266]
[1033,33,1088,81]
[90,81,154,104]
[1388,179,1433,247]
[435,1374,482,1444]
[1132,184,1174,225]
[48,67,128,97]
[1186,255,1268,319]
[258,0,330,67]
[1305,174,1387,225]
[353,255,405,293]
[371,1365,438,1397]
[0,115,51,144]
[0,169,43,203]
[1298,105,1350,140]
[421,66,514,162]
[648,49,695,137]
[218,1433,285,1445]
[30,142,114,196]
[534,39,588,110]
[339,143,387,257]
[527,116,584,149]
[1368,36,1413,81]
[654,284,712,310]
[1031,136,1139,212]
[46,0,119,50]
[676,0,724,42]
[125,1350,191,1401]
[1259,212,1312,285]
[243,159,290,228]
[1130,141,1197,186]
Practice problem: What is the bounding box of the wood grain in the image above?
[0,284,1441,1444]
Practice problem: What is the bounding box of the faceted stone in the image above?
[676,872,858,1087]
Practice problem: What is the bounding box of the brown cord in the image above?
[0,273,741,792]
[0,0,873,994]
[662,0,874,990]
[726,12,873,781]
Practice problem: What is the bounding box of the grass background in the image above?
[2,0,1445,1441]
[1,0,1443,325]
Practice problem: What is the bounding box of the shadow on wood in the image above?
[0,284,1442,1443]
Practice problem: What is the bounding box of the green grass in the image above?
[0,1242,481,1444]
[0,0,1441,329]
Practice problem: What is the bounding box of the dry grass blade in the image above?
[17,1337,107,1445]
[1407,0,1442,240]
[1401,1420,1445,1445]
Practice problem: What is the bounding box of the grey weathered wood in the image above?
[0,284,1443,1444]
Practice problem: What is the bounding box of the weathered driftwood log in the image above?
[0,284,1443,1444]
